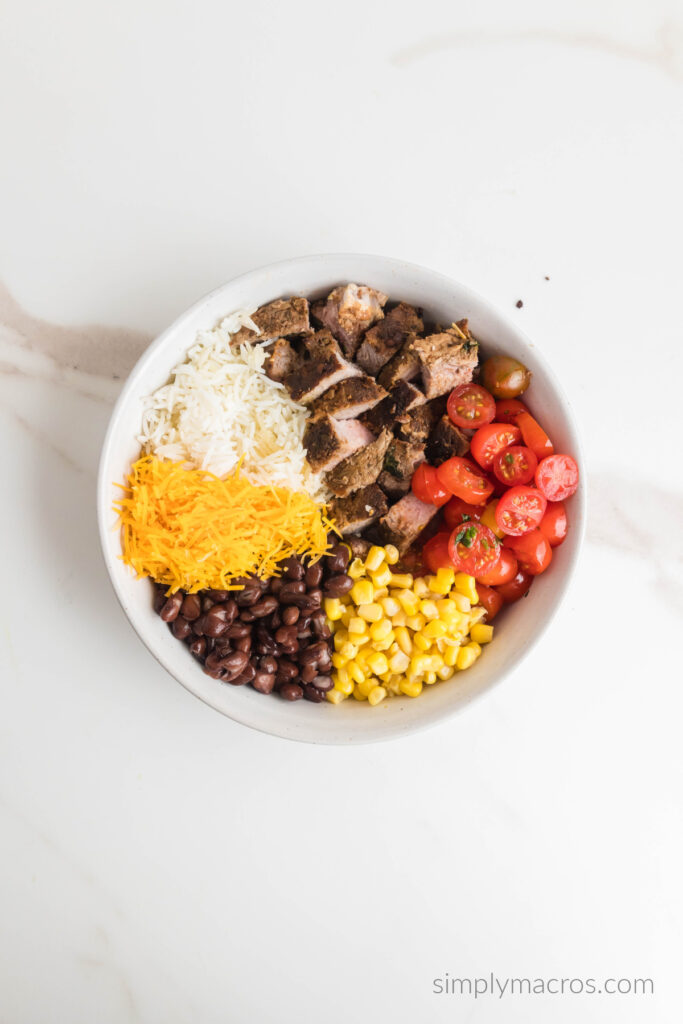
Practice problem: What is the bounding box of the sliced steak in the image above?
[325,429,393,498]
[329,485,388,535]
[231,297,310,345]
[426,415,470,463]
[359,381,425,436]
[395,397,447,444]
[309,375,387,421]
[265,338,299,382]
[412,324,479,399]
[285,329,362,404]
[355,303,424,375]
[347,536,372,559]
[378,493,439,554]
[315,284,388,357]
[378,438,425,498]
[303,415,374,474]
[377,338,421,389]
[390,380,425,416]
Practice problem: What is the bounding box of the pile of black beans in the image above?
[153,542,353,702]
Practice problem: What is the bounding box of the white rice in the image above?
[138,309,328,500]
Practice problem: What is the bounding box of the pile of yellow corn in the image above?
[324,544,493,706]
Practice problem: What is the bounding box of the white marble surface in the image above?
[1,1,682,1021]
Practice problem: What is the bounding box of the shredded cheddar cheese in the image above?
[114,455,334,593]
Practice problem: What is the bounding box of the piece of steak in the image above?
[359,381,425,436]
[395,397,447,444]
[377,338,421,389]
[315,284,388,357]
[231,297,311,345]
[378,493,440,554]
[412,323,479,399]
[285,329,362,404]
[303,415,375,474]
[378,438,426,498]
[355,303,424,375]
[265,338,300,382]
[328,485,389,535]
[309,375,387,421]
[325,429,393,498]
[426,415,470,463]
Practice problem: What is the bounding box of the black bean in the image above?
[275,625,298,646]
[279,580,307,603]
[203,664,223,679]
[282,557,304,580]
[325,543,350,574]
[296,626,312,640]
[153,587,168,614]
[277,660,298,681]
[312,675,333,692]
[280,682,304,701]
[234,635,252,653]
[240,609,257,623]
[236,583,262,607]
[269,577,283,595]
[201,596,215,612]
[160,592,183,622]
[299,647,320,667]
[189,637,206,659]
[305,562,323,587]
[232,664,256,685]
[253,671,276,694]
[206,589,231,602]
[300,663,318,683]
[270,610,282,629]
[260,655,278,674]
[303,684,323,703]
[251,596,279,618]
[220,650,249,678]
[204,605,232,637]
[306,587,323,608]
[181,594,202,621]
[172,617,192,640]
[324,574,353,597]
[226,622,251,639]
[281,605,299,626]
[311,611,332,639]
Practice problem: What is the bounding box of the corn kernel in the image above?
[364,545,386,573]
[355,634,371,647]
[368,685,387,706]
[423,619,448,639]
[333,630,349,650]
[373,586,389,600]
[391,608,407,628]
[392,626,411,656]
[414,632,432,652]
[390,573,414,589]
[370,566,392,589]
[339,641,359,660]
[424,671,437,685]
[450,592,471,613]
[331,652,348,669]
[413,577,429,598]
[389,650,410,673]
[369,619,393,642]
[397,591,419,615]
[324,597,344,620]
[471,623,494,644]
[352,685,367,700]
[348,558,366,580]
[437,665,454,681]
[348,660,366,684]
[384,544,399,565]
[454,573,478,603]
[420,599,439,620]
[434,566,456,594]
[380,596,401,617]
[405,613,426,632]
[456,641,482,671]
[367,651,389,676]
[410,654,431,676]
[358,602,382,623]
[400,679,423,697]
[481,499,505,539]
[373,637,394,652]
[436,598,460,621]
[385,676,402,695]
[358,676,378,697]
[326,689,345,704]
[444,644,460,667]
[348,617,366,635]
[351,579,374,606]
[335,675,353,695]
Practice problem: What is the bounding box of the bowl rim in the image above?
[97,253,587,744]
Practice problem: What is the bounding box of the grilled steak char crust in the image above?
[302,415,374,474]
[329,485,389,535]
[426,415,470,463]
[325,429,393,498]
[378,438,426,498]
[309,375,387,420]
[285,330,362,404]
[355,303,424,375]
[412,323,479,399]
[314,284,388,358]
[265,338,299,382]
[232,296,311,345]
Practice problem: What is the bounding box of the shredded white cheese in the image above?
[138,311,328,500]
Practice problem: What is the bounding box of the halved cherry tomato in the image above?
[539,501,568,547]
[535,454,579,502]
[448,522,501,576]
[475,583,504,621]
[411,463,451,507]
[495,486,547,536]
[496,569,533,603]
[495,398,529,423]
[515,411,554,460]
[493,445,538,486]
[481,356,531,398]
[470,422,521,471]
[447,383,496,429]
[436,457,494,505]
[443,496,483,529]
[507,528,552,575]
[476,546,518,586]
[422,532,453,573]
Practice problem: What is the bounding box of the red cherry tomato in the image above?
[495,486,547,536]
[422,532,453,573]
[470,422,522,471]
[507,529,553,575]
[476,546,518,586]
[492,445,538,486]
[443,496,483,529]
[448,522,501,576]
[496,569,533,603]
[475,584,503,621]
[494,398,529,424]
[515,411,554,460]
[436,457,494,505]
[447,383,496,429]
[535,454,579,502]
[539,502,568,547]
[411,464,451,507]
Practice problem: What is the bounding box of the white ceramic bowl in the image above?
[97,254,585,744]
